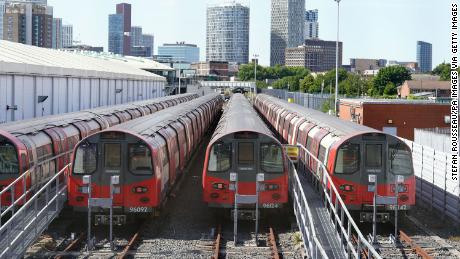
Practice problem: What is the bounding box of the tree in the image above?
[432,63,451,81]
[383,82,397,96]
[340,73,363,96]
[300,74,315,93]
[371,66,411,96]
[238,63,264,81]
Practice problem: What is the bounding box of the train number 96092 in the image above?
[128,207,151,213]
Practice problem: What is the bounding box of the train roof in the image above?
[108,93,222,137]
[257,94,378,137]
[0,94,197,136]
[209,94,277,145]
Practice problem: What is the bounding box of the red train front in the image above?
[68,94,223,224]
[202,94,289,219]
[254,94,416,223]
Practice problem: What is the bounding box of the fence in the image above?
[414,128,450,153]
[402,138,460,223]
[261,89,338,111]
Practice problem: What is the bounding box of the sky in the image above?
[48,0,451,67]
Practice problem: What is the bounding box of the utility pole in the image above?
[334,0,342,116]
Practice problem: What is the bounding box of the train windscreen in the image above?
[335,143,360,174]
[73,142,97,174]
[129,144,153,175]
[208,142,232,172]
[260,144,283,173]
[0,140,18,174]
[389,143,413,175]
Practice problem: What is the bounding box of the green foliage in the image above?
[238,63,265,81]
[272,76,302,91]
[256,80,268,89]
[238,64,310,83]
[432,63,452,81]
[370,66,411,96]
[300,74,314,93]
[321,96,335,113]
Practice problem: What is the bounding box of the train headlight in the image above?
[272,193,281,200]
[78,186,89,194]
[140,197,150,203]
[210,193,219,199]
[399,194,409,202]
[76,196,84,202]
[265,184,279,191]
[391,184,408,193]
[212,183,226,190]
[339,184,354,192]
[132,186,148,194]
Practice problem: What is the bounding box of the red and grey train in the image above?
[68,94,223,224]
[0,93,198,207]
[254,94,415,222]
[202,94,289,218]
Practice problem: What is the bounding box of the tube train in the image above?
[254,94,415,222]
[68,94,223,224]
[202,94,289,219]
[0,93,198,207]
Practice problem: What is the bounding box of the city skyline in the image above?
[47,0,449,67]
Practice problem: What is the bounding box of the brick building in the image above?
[339,99,450,140]
[285,39,342,72]
[191,61,228,80]
[398,80,451,98]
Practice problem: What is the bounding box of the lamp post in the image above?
[334,0,341,116]
[253,54,259,100]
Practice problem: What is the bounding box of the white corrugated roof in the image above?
[68,51,175,71]
[0,40,166,81]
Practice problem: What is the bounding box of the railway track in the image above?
[369,215,460,259]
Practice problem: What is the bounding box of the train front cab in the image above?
[69,131,160,225]
[203,131,288,219]
[329,133,415,223]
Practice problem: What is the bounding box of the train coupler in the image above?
[94,214,126,225]
[360,212,390,223]
[230,209,256,221]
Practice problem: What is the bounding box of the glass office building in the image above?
[416,41,432,73]
[158,42,200,63]
[206,2,249,64]
[108,14,123,55]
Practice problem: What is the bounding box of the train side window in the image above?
[73,142,97,174]
[208,142,232,172]
[389,143,412,175]
[238,142,254,165]
[104,143,121,170]
[260,144,283,173]
[129,144,153,175]
[366,144,382,168]
[0,141,19,174]
[335,143,360,174]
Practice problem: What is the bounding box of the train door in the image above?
[362,140,386,203]
[99,141,124,206]
[235,134,258,195]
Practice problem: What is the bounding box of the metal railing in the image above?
[0,164,69,259]
[261,89,339,111]
[297,143,382,259]
[289,161,329,258]
[401,138,459,223]
[0,151,72,226]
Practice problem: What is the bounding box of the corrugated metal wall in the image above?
[414,128,450,153]
[402,138,459,223]
[0,74,165,124]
